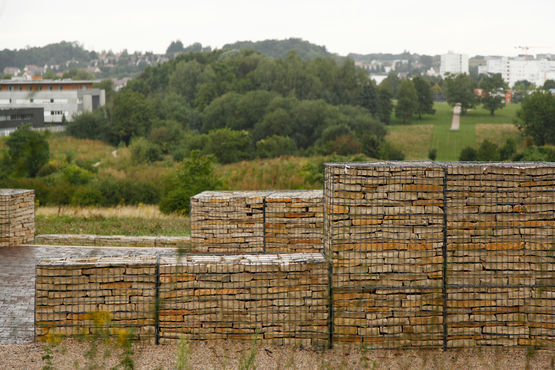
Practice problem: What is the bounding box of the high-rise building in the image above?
[440,52,469,75]
[482,56,555,87]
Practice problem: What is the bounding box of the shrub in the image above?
[159,150,221,214]
[129,137,162,164]
[459,146,478,161]
[71,186,105,206]
[256,135,296,158]
[477,139,500,161]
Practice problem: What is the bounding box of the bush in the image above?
[129,137,162,164]
[4,124,50,177]
[97,177,161,206]
[71,186,105,206]
[379,142,405,160]
[459,146,478,161]
[428,148,437,161]
[477,139,500,161]
[159,150,221,214]
[256,135,296,158]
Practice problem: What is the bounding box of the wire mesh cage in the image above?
[325,162,445,348]
[158,254,329,347]
[324,161,555,349]
[35,256,158,344]
[445,163,555,348]
[0,190,9,248]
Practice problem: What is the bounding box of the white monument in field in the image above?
[451,103,461,131]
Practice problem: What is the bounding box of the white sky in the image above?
[1,0,554,57]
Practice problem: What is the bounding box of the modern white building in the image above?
[440,52,469,75]
[0,79,105,123]
[481,57,555,88]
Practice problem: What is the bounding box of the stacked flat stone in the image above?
[158,253,328,346]
[265,190,323,253]
[35,256,157,343]
[190,190,324,254]
[0,189,34,247]
[325,162,445,347]
[191,191,272,253]
[33,234,191,249]
[446,163,555,347]
[35,253,329,347]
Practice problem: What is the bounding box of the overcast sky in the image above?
[1,0,553,57]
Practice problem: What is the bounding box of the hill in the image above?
[222,38,342,60]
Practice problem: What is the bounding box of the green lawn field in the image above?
[387,102,521,161]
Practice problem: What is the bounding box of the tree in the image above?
[66,110,108,140]
[166,40,184,56]
[377,81,393,124]
[517,91,555,145]
[412,76,435,119]
[543,79,555,90]
[110,90,153,145]
[477,139,500,161]
[395,79,418,123]
[203,128,252,164]
[480,73,506,116]
[4,125,49,177]
[358,80,380,117]
[444,73,476,114]
[256,135,296,158]
[159,150,221,215]
[459,146,478,161]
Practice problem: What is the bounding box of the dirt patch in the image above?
[2,339,554,369]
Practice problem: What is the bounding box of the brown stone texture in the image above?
[265,190,323,253]
[35,253,329,347]
[0,189,34,247]
[158,253,328,346]
[35,256,158,343]
[191,191,271,253]
[190,190,323,254]
[325,162,445,348]
[445,163,555,347]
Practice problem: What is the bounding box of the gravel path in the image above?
[0,245,178,344]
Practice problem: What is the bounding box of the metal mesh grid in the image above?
[445,163,555,347]
[35,256,158,343]
[325,162,445,348]
[35,254,329,348]
[324,161,555,349]
[0,190,9,247]
[157,254,329,347]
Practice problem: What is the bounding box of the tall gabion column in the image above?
[0,189,34,247]
[325,162,445,348]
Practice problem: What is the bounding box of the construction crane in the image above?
[514,46,547,57]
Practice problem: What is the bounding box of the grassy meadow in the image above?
[36,205,190,235]
[387,102,521,160]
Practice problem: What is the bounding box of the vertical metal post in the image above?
[155,255,160,345]
[262,197,267,253]
[442,166,448,351]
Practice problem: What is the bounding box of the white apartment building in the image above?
[0,79,105,123]
[481,57,555,88]
[440,52,469,75]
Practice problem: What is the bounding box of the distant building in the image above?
[0,79,105,123]
[0,107,45,136]
[481,56,555,88]
[440,52,469,75]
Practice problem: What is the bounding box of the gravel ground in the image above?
[1,339,554,369]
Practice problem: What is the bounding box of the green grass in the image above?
[36,214,190,236]
[387,102,521,161]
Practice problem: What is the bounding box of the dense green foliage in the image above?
[444,73,477,114]
[159,150,222,214]
[1,125,50,177]
[479,73,506,116]
[395,79,418,123]
[69,49,398,162]
[517,91,555,146]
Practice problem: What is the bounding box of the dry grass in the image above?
[386,124,434,160]
[48,136,115,164]
[475,123,520,146]
[36,205,190,236]
[37,205,172,219]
